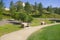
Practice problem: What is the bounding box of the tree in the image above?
[38,3,43,16]
[13,1,33,25]
[34,2,38,10]
[47,5,54,13]
[24,2,33,14]
[14,12,33,27]
[0,0,4,20]
[25,15,33,23]
[0,0,4,11]
[19,12,33,27]
[33,2,39,15]
[19,13,27,22]
[54,8,60,14]
[16,1,24,12]
[10,1,16,18]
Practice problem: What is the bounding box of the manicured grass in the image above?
[27,24,60,40]
[0,24,21,37]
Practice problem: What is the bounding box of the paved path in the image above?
[0,23,60,40]
[0,19,20,26]
[0,20,9,26]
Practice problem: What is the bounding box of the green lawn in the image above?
[30,18,41,26]
[0,24,21,37]
[30,18,52,26]
[27,24,60,40]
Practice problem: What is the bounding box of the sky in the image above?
[3,0,60,8]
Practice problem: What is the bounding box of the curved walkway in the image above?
[0,23,60,40]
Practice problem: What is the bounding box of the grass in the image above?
[0,24,21,37]
[27,24,60,40]
[30,18,41,26]
[30,18,52,26]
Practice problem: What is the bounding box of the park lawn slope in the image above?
[30,18,52,26]
[27,24,60,40]
[0,24,21,37]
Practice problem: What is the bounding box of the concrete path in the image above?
[0,20,9,26]
[0,19,20,26]
[0,23,59,40]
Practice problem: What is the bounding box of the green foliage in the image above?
[16,1,23,12]
[24,2,33,14]
[0,0,4,20]
[19,12,33,22]
[9,1,33,23]
[34,2,38,10]
[13,12,33,22]
[0,0,4,9]
[54,8,60,14]
[47,6,54,14]
[40,13,60,18]
[27,24,60,40]
[19,12,27,22]
[25,15,33,23]
[14,12,20,20]
[38,3,43,15]
[38,3,43,11]
[9,1,60,24]
[10,1,16,17]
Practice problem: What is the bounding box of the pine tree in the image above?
[32,2,39,15]
[16,1,23,12]
[0,0,4,14]
[54,8,60,14]
[34,2,38,10]
[38,3,43,16]
[24,2,32,14]
[0,0,4,20]
[10,1,16,18]
[47,5,54,13]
